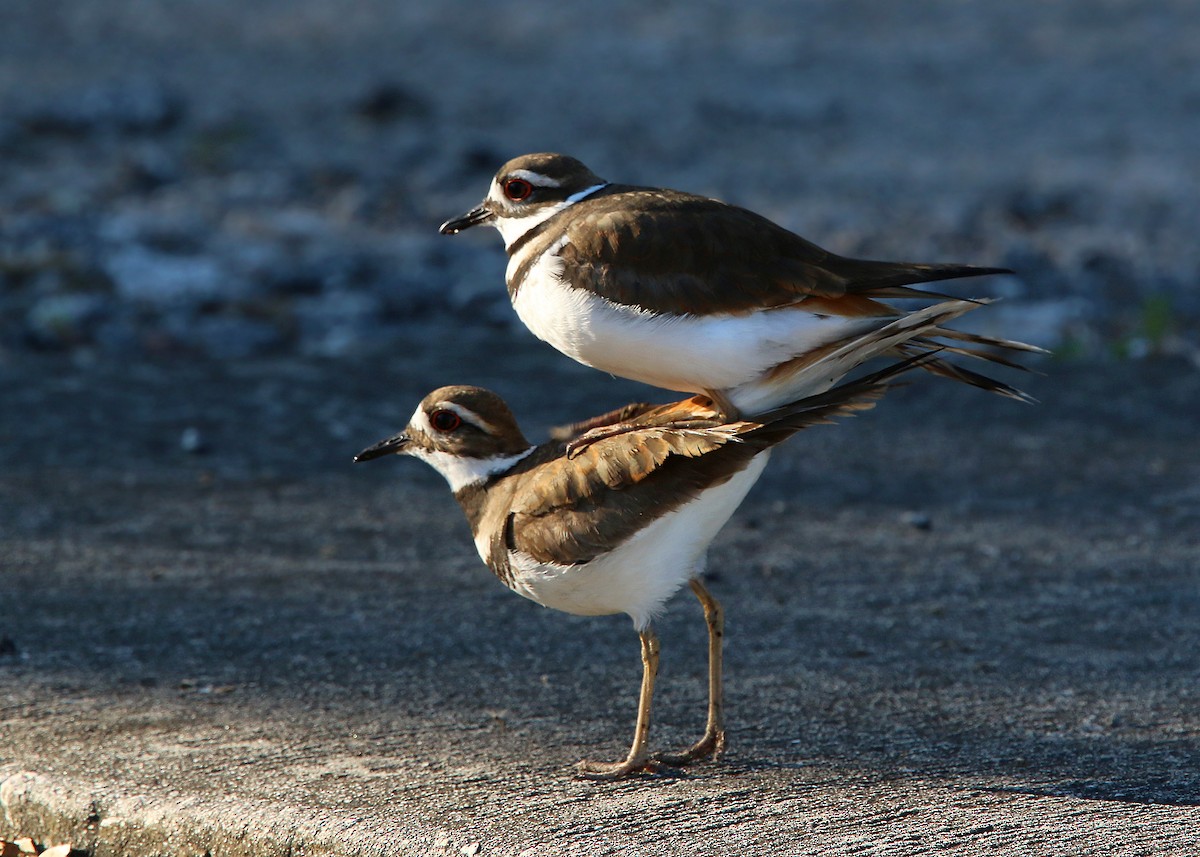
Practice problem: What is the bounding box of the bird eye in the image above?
[503,178,533,201]
[429,409,462,432]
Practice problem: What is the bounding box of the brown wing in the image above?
[503,367,914,567]
[506,428,758,566]
[553,187,1009,316]
[503,395,755,566]
[514,411,748,516]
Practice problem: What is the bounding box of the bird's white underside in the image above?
[482,453,770,630]
[509,248,883,412]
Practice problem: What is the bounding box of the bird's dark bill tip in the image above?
[438,206,492,235]
[354,433,409,463]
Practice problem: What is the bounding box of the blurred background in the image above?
[0,0,1196,367]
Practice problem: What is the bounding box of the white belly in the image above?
[509,250,882,411]
[495,454,770,630]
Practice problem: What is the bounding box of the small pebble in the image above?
[180,427,207,454]
[901,511,933,531]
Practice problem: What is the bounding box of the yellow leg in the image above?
[653,578,726,766]
[577,627,662,779]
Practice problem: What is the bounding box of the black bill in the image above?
[354,432,410,463]
[439,205,493,235]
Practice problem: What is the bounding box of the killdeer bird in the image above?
[441,153,1041,417]
[355,358,932,779]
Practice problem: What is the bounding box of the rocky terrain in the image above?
[1,1,1198,365]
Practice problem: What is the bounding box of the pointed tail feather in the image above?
[894,344,1038,404]
[745,353,940,443]
[909,337,1032,372]
[930,326,1051,355]
[830,258,1012,296]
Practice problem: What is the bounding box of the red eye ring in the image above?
[503,178,533,201]
[429,409,462,433]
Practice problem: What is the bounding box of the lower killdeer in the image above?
[441,153,1042,417]
[355,357,932,779]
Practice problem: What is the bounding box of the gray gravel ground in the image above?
[2,1,1200,854]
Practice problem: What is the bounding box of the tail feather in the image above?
[930,326,1050,355]
[727,297,1041,415]
[831,259,1012,295]
[747,353,939,443]
[855,285,985,303]
[727,299,980,413]
[895,344,1037,404]
[909,338,1032,372]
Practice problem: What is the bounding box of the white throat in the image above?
[493,183,608,249]
[410,446,533,493]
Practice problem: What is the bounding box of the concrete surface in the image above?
[2,340,1199,855]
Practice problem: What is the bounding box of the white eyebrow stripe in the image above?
[413,401,496,435]
[438,401,495,433]
[509,169,562,188]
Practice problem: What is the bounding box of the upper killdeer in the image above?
[441,153,1042,417]
[355,358,929,779]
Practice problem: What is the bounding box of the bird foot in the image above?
[575,755,675,781]
[563,422,646,458]
[549,403,654,444]
[650,729,726,767]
